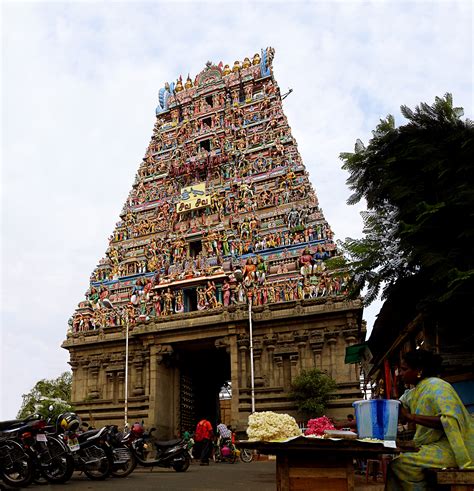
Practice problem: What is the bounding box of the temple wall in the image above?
[65,298,362,436]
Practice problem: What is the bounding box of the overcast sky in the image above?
[1,0,472,420]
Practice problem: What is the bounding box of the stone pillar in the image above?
[253,338,264,388]
[310,331,324,371]
[68,358,80,402]
[325,333,338,380]
[87,361,100,400]
[132,353,145,396]
[274,356,283,388]
[290,354,299,381]
[105,371,114,401]
[148,344,158,425]
[228,334,241,430]
[237,335,249,388]
[153,344,176,440]
[295,331,309,372]
[266,344,276,386]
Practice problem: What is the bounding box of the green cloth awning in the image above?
[345,343,369,364]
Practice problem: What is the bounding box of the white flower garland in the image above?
[246,411,302,441]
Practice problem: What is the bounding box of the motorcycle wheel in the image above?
[0,440,34,488]
[82,446,112,480]
[239,448,254,463]
[39,436,75,484]
[32,463,48,485]
[111,447,137,478]
[172,453,190,472]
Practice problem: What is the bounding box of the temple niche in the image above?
[63,48,364,439]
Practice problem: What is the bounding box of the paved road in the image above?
[2,460,277,490]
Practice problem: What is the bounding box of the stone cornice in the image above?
[62,297,362,350]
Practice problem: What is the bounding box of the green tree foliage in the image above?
[17,372,73,420]
[290,368,337,417]
[339,94,474,315]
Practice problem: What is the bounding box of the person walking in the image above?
[194,417,214,466]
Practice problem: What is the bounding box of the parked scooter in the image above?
[122,423,190,472]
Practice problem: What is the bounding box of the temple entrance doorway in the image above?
[176,339,230,434]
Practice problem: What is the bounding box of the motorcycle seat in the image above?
[78,428,101,442]
[0,419,25,431]
[155,438,181,448]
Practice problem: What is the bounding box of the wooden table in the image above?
[238,437,407,491]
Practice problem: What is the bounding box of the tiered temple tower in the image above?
[63,48,363,438]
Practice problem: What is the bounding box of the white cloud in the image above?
[1,0,472,419]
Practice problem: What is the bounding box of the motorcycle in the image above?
[104,425,137,478]
[63,424,113,480]
[122,423,190,472]
[0,437,34,488]
[0,415,74,485]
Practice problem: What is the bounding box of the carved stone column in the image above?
[295,330,309,372]
[68,357,80,402]
[309,331,324,371]
[148,343,175,439]
[290,354,299,382]
[132,352,145,396]
[87,360,101,400]
[325,332,339,380]
[263,334,277,387]
[253,337,264,388]
[228,334,240,429]
[237,335,249,388]
[274,356,283,388]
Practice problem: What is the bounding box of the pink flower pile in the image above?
[304,416,335,436]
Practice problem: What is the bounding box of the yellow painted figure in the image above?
[386,350,474,490]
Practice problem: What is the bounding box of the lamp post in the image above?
[102,298,129,429]
[234,266,256,413]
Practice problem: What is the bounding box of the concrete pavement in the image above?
[2,460,277,490]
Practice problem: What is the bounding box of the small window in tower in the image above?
[205,95,213,107]
[189,240,202,258]
[202,117,212,128]
[200,139,211,152]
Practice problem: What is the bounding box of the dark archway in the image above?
[176,340,230,434]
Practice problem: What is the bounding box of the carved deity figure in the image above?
[162,288,174,315]
[175,290,185,313]
[299,247,314,277]
[222,280,231,307]
[197,287,207,310]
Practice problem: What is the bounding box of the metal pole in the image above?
[124,313,129,429]
[248,297,255,413]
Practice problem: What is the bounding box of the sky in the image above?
[1,0,472,420]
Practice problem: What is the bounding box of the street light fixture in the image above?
[102,298,129,429]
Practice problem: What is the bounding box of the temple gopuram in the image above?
[62,48,364,438]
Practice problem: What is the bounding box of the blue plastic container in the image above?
[352,399,400,440]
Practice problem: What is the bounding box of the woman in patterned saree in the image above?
[386,350,474,490]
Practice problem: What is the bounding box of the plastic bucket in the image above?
[352,399,400,440]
